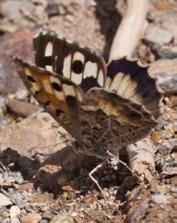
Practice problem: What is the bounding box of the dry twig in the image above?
[109,0,149,60]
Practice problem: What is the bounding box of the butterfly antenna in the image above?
[89,160,107,200]
[106,151,140,179]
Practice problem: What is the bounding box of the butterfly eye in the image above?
[71,60,84,74]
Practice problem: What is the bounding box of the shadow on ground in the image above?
[95,0,122,61]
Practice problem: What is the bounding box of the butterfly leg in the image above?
[106,151,139,179]
[89,160,108,200]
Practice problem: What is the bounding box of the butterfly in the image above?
[14,31,163,160]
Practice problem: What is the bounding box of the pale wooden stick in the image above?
[126,136,156,183]
[109,0,149,60]
[109,0,156,183]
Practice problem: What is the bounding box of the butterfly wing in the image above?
[75,59,163,158]
[77,88,157,158]
[33,32,106,92]
[14,56,162,159]
[14,57,84,141]
[104,58,163,118]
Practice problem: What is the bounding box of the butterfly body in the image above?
[14,32,163,160]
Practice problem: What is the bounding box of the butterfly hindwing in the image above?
[33,32,106,92]
[104,58,162,118]
[80,88,157,151]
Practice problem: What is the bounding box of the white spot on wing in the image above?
[122,81,137,99]
[63,54,72,79]
[42,79,53,94]
[50,76,61,85]
[45,65,53,72]
[76,89,83,102]
[73,51,85,62]
[130,93,141,103]
[45,41,53,56]
[71,74,82,85]
[97,70,104,87]
[83,61,97,79]
[117,75,131,96]
[55,91,65,101]
[25,68,32,76]
[63,84,76,97]
[104,77,111,90]
[109,72,124,92]
[30,83,40,94]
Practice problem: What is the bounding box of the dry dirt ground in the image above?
[0,0,177,222]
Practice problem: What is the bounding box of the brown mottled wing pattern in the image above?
[33,32,106,92]
[14,32,163,160]
[14,57,84,141]
[75,58,162,158]
[76,88,157,159]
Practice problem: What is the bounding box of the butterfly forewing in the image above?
[33,32,106,92]
[14,57,84,140]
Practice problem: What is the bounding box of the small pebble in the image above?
[0,193,12,207]
[15,89,28,100]
[20,213,42,223]
[151,194,172,204]
[171,187,177,193]
[145,25,173,45]
[50,214,74,223]
[10,206,21,223]
[1,0,35,20]
[0,96,6,110]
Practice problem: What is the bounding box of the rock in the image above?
[8,190,26,208]
[150,44,177,59]
[0,96,6,125]
[0,22,18,34]
[0,193,12,207]
[17,182,33,193]
[171,187,177,193]
[0,30,34,95]
[151,194,172,204]
[0,96,6,110]
[32,194,55,204]
[149,58,177,90]
[65,15,74,22]
[20,213,42,223]
[1,0,35,20]
[150,59,177,77]
[50,214,74,223]
[10,206,21,223]
[151,131,163,144]
[6,98,40,117]
[145,25,173,45]
[0,112,65,155]
[15,89,28,100]
[34,164,61,193]
[148,8,177,44]
[46,2,59,17]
